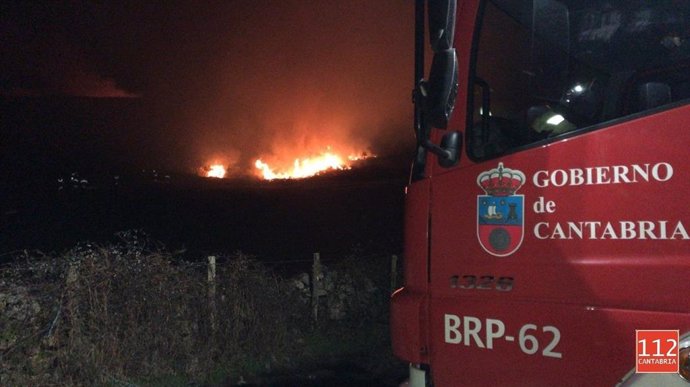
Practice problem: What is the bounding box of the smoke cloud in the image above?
[170,1,415,174]
[0,2,137,98]
[2,1,414,174]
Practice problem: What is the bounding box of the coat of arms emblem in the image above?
[477,163,525,256]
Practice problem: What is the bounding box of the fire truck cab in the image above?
[391,1,690,385]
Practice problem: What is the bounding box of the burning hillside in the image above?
[254,148,374,180]
[204,164,227,178]
[201,150,374,180]
[199,130,376,181]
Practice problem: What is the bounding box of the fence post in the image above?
[208,256,217,333]
[391,254,398,292]
[65,263,79,347]
[311,252,322,324]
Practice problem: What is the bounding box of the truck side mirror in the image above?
[428,0,457,52]
[426,48,459,129]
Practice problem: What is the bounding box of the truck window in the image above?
[469,0,690,160]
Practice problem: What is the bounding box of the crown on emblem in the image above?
[477,163,526,196]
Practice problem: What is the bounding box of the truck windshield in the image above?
[469,0,690,160]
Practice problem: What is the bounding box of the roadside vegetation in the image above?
[0,231,403,386]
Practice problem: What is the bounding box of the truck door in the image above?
[425,1,690,385]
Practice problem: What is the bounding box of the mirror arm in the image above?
[421,130,461,168]
[413,79,430,147]
[411,0,427,181]
[421,136,451,161]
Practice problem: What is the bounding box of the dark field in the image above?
[1,163,408,262]
[1,97,410,262]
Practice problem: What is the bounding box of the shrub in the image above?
[0,237,395,386]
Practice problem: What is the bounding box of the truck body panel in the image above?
[391,0,690,384]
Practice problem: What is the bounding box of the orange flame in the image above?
[205,164,227,178]
[254,150,374,180]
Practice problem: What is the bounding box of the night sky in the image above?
[1,1,415,174]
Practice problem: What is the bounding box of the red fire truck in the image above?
[390,1,690,385]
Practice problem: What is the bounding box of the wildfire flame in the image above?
[255,150,374,180]
[205,164,227,178]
